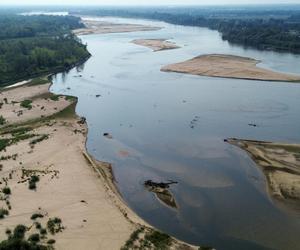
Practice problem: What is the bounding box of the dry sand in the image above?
[227,138,300,211]
[132,39,179,52]
[73,19,161,36]
[0,82,199,249]
[161,54,300,82]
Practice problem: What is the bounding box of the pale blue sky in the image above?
[1,0,300,5]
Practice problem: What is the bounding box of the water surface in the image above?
[51,17,300,250]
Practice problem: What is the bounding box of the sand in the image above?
[227,138,300,211]
[0,82,199,249]
[161,54,300,82]
[132,39,179,52]
[73,19,161,36]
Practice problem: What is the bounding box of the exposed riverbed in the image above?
[51,17,300,250]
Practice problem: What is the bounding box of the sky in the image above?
[1,0,300,6]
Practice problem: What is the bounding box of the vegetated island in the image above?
[161,54,300,82]
[0,78,201,250]
[73,18,161,36]
[131,39,180,52]
[226,138,300,211]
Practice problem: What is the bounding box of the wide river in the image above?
[51,17,300,250]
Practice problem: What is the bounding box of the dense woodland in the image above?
[72,6,300,54]
[0,15,90,86]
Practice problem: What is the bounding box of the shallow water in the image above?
[51,17,300,250]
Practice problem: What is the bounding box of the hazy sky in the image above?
[1,0,300,6]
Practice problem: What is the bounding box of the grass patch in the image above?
[20,99,33,110]
[30,134,49,145]
[49,94,60,101]
[28,77,49,86]
[145,230,171,249]
[0,139,10,152]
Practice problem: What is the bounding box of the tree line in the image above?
[0,15,90,86]
[72,7,300,54]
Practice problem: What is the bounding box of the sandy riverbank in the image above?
[161,54,300,82]
[73,18,161,36]
[227,138,300,211]
[131,39,179,52]
[0,81,199,249]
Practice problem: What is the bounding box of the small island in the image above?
[131,39,180,52]
[161,54,300,82]
[226,138,300,211]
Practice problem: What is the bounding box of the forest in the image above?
[0,15,90,86]
[72,6,300,54]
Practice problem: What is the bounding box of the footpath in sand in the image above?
[131,39,179,52]
[161,54,300,82]
[227,138,300,212]
[0,81,199,250]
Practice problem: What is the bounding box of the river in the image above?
[51,17,300,250]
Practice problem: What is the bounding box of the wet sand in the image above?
[132,39,179,52]
[161,54,300,82]
[227,138,300,211]
[0,81,199,249]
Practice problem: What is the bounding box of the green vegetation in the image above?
[145,231,171,249]
[0,224,49,250]
[30,134,49,146]
[49,95,60,101]
[0,14,90,87]
[28,175,40,190]
[0,116,6,126]
[2,187,11,195]
[0,208,9,219]
[47,217,64,235]
[20,99,33,109]
[31,213,44,220]
[78,7,300,54]
[121,227,173,250]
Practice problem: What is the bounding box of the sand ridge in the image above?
[161,54,300,82]
[131,39,180,52]
[73,18,161,36]
[227,138,300,212]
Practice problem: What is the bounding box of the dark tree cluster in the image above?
[0,15,90,87]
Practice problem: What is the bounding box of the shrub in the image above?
[0,208,9,219]
[47,239,55,245]
[0,115,5,125]
[145,230,171,249]
[2,187,11,195]
[47,217,63,234]
[13,225,27,239]
[28,175,39,190]
[31,213,44,220]
[28,233,40,242]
